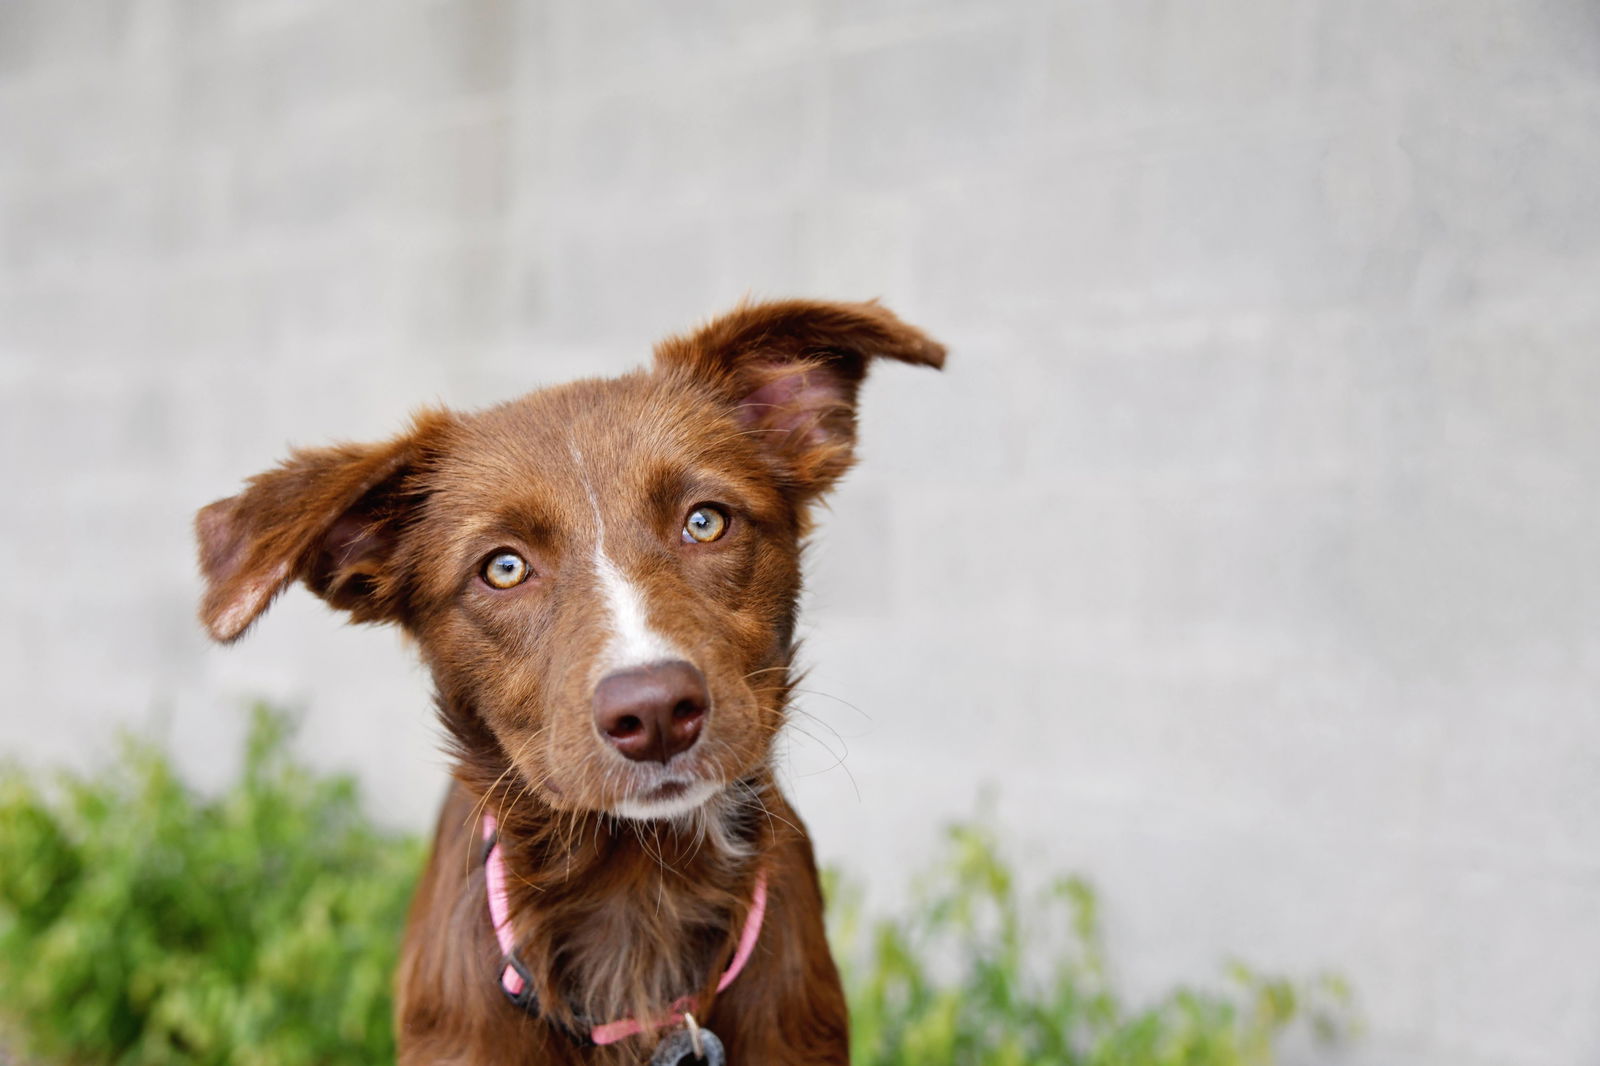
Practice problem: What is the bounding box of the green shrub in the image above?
[828,820,1353,1066]
[0,707,421,1066]
[0,709,1353,1065]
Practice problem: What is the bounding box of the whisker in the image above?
[784,725,863,802]
[733,777,802,838]
[788,706,862,760]
[789,687,874,725]
[463,725,548,877]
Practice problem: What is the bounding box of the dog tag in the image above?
[650,1026,726,1066]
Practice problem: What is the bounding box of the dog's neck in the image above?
[448,705,772,1032]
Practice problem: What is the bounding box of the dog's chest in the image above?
[548,878,734,1024]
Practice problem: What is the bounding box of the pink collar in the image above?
[481,811,769,1047]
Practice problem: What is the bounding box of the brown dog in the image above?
[194,300,945,1064]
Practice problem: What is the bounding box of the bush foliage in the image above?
[0,709,1350,1064]
[0,708,420,1065]
[828,821,1351,1066]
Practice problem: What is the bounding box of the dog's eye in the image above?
[482,551,531,589]
[682,505,729,544]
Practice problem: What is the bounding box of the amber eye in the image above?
[682,504,729,544]
[482,550,530,589]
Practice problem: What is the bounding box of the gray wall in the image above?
[3,3,1598,1064]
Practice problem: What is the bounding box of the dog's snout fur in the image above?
[193,298,945,1065]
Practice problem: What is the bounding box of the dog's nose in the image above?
[593,660,709,764]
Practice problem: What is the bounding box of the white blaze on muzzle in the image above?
[570,440,683,675]
[593,548,680,672]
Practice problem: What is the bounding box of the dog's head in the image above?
[195,300,943,822]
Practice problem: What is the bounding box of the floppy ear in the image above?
[653,299,946,498]
[194,412,448,643]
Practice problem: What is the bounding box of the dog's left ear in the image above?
[194,411,450,643]
[653,299,946,499]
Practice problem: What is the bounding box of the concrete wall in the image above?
[3,2,1598,1063]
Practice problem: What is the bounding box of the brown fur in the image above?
[194,299,945,1064]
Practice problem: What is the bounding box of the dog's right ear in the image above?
[653,299,946,501]
[194,412,449,643]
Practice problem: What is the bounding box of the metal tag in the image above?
[650,1025,726,1066]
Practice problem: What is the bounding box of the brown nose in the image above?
[593,660,709,764]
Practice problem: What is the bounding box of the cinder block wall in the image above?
[3,3,1597,1064]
